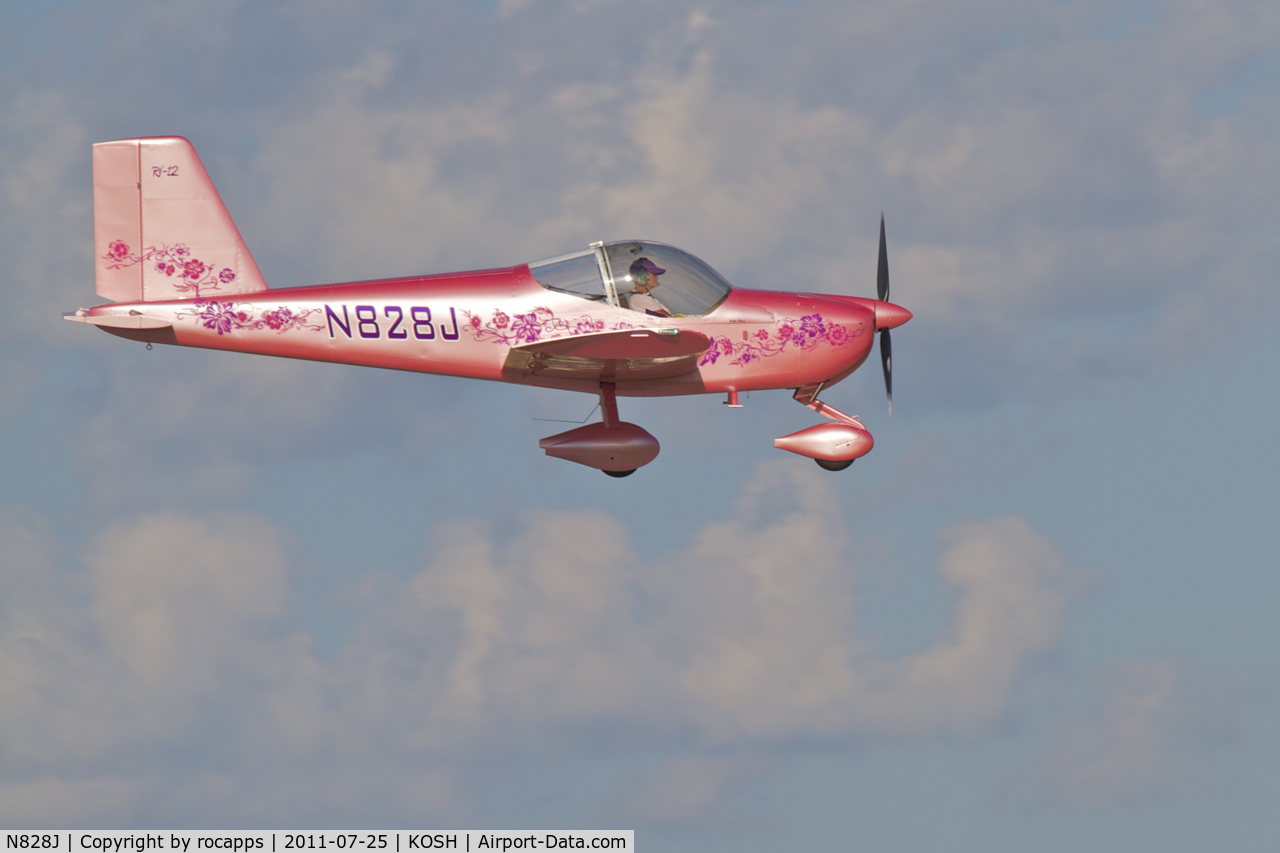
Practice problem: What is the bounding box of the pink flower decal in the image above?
[183,259,206,280]
[461,308,620,346]
[177,303,323,336]
[699,314,865,368]
[102,238,233,296]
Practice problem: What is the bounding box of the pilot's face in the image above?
[635,270,654,290]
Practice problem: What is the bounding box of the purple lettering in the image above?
[412,306,435,340]
[385,306,406,339]
[356,305,379,338]
[325,304,351,338]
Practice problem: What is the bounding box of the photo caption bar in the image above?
[3,833,632,853]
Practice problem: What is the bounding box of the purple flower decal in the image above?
[800,314,826,339]
[193,300,235,335]
[511,312,543,342]
[177,303,323,336]
[219,268,236,284]
[702,313,865,367]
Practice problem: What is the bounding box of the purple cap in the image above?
[629,257,666,277]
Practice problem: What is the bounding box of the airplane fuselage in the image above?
[80,266,880,399]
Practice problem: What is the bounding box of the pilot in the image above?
[626,258,672,317]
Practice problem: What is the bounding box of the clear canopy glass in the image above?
[529,241,731,317]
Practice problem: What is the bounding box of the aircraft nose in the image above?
[874,301,912,331]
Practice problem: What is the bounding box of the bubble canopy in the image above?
[529,241,732,317]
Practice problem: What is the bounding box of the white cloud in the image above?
[1022,658,1259,808]
[0,509,304,764]
[0,463,1087,822]
[329,461,1086,748]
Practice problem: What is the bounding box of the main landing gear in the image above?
[539,382,661,477]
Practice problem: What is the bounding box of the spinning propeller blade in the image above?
[877,215,892,414]
[877,215,889,302]
[881,328,892,416]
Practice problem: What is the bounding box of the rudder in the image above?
[94,136,268,302]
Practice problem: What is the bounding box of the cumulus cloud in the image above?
[359,464,1083,745]
[0,462,1088,823]
[0,509,301,768]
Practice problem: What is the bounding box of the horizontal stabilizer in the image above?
[64,311,172,329]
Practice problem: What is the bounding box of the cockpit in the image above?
[529,241,732,317]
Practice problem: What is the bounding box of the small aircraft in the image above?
[66,137,911,477]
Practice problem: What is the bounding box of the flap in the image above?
[511,328,710,360]
[504,329,710,382]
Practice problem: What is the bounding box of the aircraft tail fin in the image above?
[93,136,268,302]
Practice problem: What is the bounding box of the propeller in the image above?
[877,215,892,415]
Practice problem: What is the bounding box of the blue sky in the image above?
[0,0,1277,849]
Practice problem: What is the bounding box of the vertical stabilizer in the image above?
[93,136,268,302]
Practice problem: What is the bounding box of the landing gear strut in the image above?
[539,382,660,476]
[773,385,874,471]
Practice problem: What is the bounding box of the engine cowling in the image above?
[539,422,660,473]
[774,422,874,462]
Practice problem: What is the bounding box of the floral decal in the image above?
[462,307,609,345]
[102,240,235,297]
[699,314,863,367]
[175,301,323,336]
[461,307,862,369]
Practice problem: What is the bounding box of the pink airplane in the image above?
[66,137,911,477]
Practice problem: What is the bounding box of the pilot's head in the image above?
[629,257,666,290]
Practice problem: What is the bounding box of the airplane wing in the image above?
[504,328,711,381]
